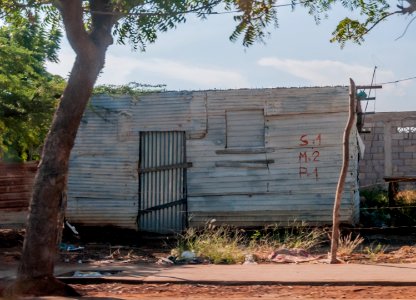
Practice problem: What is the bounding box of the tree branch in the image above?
[88,0,223,18]
[89,0,115,48]
[86,0,295,18]
[397,0,416,14]
[56,0,92,55]
[395,14,416,40]
[364,10,400,35]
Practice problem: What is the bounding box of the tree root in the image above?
[3,276,80,298]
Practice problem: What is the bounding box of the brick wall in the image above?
[359,111,416,190]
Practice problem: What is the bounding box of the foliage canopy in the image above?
[0,20,65,161]
[93,82,166,97]
[0,0,411,52]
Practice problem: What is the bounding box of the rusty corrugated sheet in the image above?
[0,162,37,227]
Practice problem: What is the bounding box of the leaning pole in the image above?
[330,78,356,264]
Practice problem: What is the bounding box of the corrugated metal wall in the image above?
[67,87,359,231]
[139,131,186,233]
[186,87,359,227]
[0,162,37,228]
[226,110,265,148]
[67,97,140,229]
[67,93,204,230]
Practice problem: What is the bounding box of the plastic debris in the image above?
[59,243,84,251]
[72,270,119,277]
[157,253,207,265]
[180,251,196,260]
[268,248,320,263]
[65,220,79,235]
[156,257,175,265]
[243,254,258,265]
[73,271,103,277]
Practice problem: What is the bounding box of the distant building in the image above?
[359,111,416,191]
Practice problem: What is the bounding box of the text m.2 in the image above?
[298,134,321,181]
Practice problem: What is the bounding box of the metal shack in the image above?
[66,87,360,233]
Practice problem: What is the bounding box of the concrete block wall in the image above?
[359,111,416,190]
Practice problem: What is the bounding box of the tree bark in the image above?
[5,1,115,296]
[6,53,105,297]
[18,53,104,276]
[329,78,356,264]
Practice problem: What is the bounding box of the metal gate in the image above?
[138,131,188,233]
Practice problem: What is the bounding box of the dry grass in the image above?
[174,221,327,263]
[396,190,416,205]
[337,233,364,256]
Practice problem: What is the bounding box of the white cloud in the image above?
[46,51,75,80]
[257,57,395,86]
[98,55,249,88]
[46,48,249,89]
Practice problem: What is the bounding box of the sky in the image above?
[46,3,416,112]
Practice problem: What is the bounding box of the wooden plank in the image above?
[357,97,376,101]
[356,85,382,89]
[357,112,375,115]
[215,160,274,168]
[139,162,192,173]
[216,148,274,154]
[384,176,416,182]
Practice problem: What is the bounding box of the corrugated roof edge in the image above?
[90,86,350,99]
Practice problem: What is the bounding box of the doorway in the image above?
[138,131,187,233]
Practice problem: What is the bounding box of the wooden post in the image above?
[330,79,356,264]
[388,182,399,207]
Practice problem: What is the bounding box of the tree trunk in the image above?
[329,78,356,264]
[6,50,107,297]
[3,1,116,296]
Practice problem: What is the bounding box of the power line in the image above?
[361,66,377,125]
[377,75,416,85]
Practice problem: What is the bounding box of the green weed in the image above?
[176,220,246,264]
[174,220,327,263]
[363,242,388,261]
[360,188,389,208]
[257,222,326,250]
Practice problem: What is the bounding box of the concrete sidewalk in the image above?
[57,263,416,285]
[2,262,416,285]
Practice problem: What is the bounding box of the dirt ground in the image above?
[72,283,416,299]
[2,228,416,299]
